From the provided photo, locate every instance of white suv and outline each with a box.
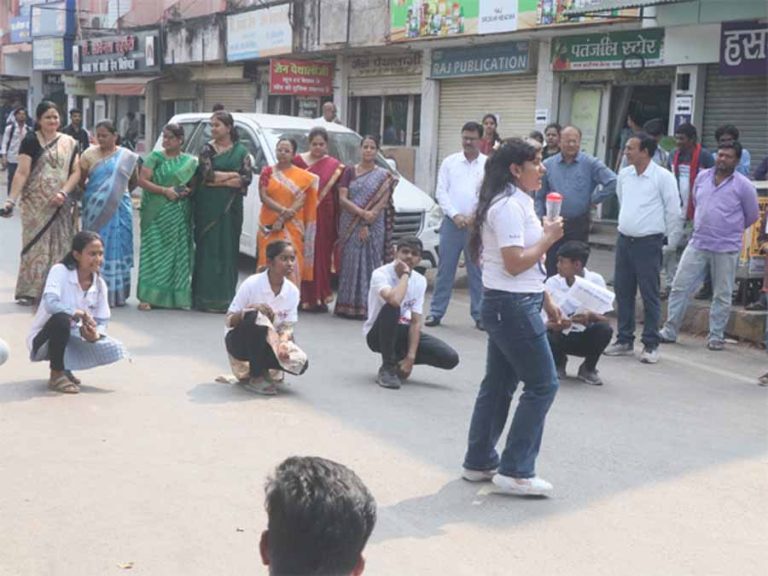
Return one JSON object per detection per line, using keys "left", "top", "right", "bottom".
{"left": 157, "top": 113, "right": 441, "bottom": 270}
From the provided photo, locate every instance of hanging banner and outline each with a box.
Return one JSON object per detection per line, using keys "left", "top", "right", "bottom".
{"left": 551, "top": 28, "right": 665, "bottom": 71}
{"left": 720, "top": 21, "right": 768, "bottom": 77}
{"left": 269, "top": 59, "right": 334, "bottom": 96}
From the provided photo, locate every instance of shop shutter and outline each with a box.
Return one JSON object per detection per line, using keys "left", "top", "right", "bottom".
{"left": 437, "top": 75, "right": 537, "bottom": 164}
{"left": 159, "top": 82, "right": 195, "bottom": 101}
{"left": 349, "top": 74, "right": 422, "bottom": 97}
{"left": 203, "top": 82, "right": 257, "bottom": 113}
{"left": 702, "top": 64, "right": 767, "bottom": 175}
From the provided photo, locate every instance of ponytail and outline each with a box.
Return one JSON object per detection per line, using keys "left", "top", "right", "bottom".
{"left": 61, "top": 231, "right": 103, "bottom": 270}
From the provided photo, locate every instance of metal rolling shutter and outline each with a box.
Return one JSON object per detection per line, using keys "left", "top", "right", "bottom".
{"left": 203, "top": 82, "right": 257, "bottom": 113}
{"left": 349, "top": 75, "right": 421, "bottom": 96}
{"left": 437, "top": 75, "right": 537, "bottom": 164}
{"left": 702, "top": 64, "right": 767, "bottom": 174}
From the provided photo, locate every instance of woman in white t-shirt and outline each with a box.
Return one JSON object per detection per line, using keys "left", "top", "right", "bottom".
{"left": 225, "top": 241, "right": 306, "bottom": 395}
{"left": 28, "top": 231, "right": 127, "bottom": 393}
{"left": 462, "top": 138, "right": 565, "bottom": 497}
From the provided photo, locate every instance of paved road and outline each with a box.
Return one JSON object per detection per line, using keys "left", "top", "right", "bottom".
{"left": 0, "top": 211, "right": 766, "bottom": 576}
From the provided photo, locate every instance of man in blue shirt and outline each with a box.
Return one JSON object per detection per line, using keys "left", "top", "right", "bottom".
{"left": 536, "top": 125, "right": 617, "bottom": 276}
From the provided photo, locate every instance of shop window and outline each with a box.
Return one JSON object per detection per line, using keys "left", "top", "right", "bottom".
{"left": 350, "top": 95, "right": 421, "bottom": 147}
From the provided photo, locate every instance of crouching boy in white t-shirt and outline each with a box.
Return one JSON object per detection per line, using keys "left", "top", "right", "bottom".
{"left": 363, "top": 236, "right": 459, "bottom": 390}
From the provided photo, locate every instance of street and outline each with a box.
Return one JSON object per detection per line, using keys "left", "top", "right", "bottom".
{"left": 0, "top": 211, "right": 766, "bottom": 576}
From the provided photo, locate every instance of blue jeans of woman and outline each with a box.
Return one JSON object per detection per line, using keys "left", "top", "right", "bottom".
{"left": 463, "top": 290, "right": 559, "bottom": 478}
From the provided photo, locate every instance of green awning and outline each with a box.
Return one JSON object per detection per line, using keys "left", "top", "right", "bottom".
{"left": 564, "top": 0, "right": 693, "bottom": 17}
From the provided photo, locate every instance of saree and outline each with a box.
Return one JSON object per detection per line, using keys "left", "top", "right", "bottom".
{"left": 293, "top": 154, "right": 344, "bottom": 309}
{"left": 81, "top": 146, "right": 139, "bottom": 307}
{"left": 257, "top": 165, "right": 319, "bottom": 286}
{"left": 15, "top": 134, "right": 79, "bottom": 301}
{"left": 137, "top": 151, "right": 198, "bottom": 308}
{"left": 192, "top": 142, "right": 252, "bottom": 312}
{"left": 334, "top": 166, "right": 395, "bottom": 319}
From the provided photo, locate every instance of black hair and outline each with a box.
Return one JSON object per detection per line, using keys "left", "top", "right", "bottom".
{"left": 396, "top": 236, "right": 423, "bottom": 253}
{"left": 556, "top": 240, "right": 591, "bottom": 267}
{"left": 69, "top": 108, "right": 82, "bottom": 115}
{"left": 264, "top": 456, "right": 377, "bottom": 576}
{"left": 266, "top": 240, "right": 293, "bottom": 261}
{"left": 469, "top": 138, "right": 538, "bottom": 263}
{"left": 211, "top": 110, "right": 239, "bottom": 142}
{"left": 308, "top": 126, "right": 329, "bottom": 144}
{"left": 674, "top": 122, "right": 698, "bottom": 141}
{"left": 35, "top": 100, "right": 59, "bottom": 121}
{"left": 481, "top": 114, "right": 501, "bottom": 143}
{"left": 717, "top": 140, "right": 743, "bottom": 160}
{"left": 14, "top": 107, "right": 27, "bottom": 116}
{"left": 528, "top": 130, "right": 545, "bottom": 145}
{"left": 544, "top": 122, "right": 562, "bottom": 134}
{"left": 95, "top": 119, "right": 117, "bottom": 134}
{"left": 361, "top": 134, "right": 380, "bottom": 148}
{"left": 277, "top": 137, "right": 298, "bottom": 154}
{"left": 61, "top": 231, "right": 103, "bottom": 270}
{"left": 212, "top": 103, "right": 225, "bottom": 112}
{"left": 163, "top": 122, "right": 185, "bottom": 142}
{"left": 715, "top": 124, "right": 740, "bottom": 142}
{"left": 642, "top": 118, "right": 665, "bottom": 138}
{"left": 462, "top": 121, "right": 483, "bottom": 139}
{"left": 631, "top": 132, "right": 658, "bottom": 159}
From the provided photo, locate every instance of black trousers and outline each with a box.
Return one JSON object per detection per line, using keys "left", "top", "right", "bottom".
{"left": 225, "top": 312, "right": 282, "bottom": 377}
{"left": 366, "top": 304, "right": 459, "bottom": 370}
{"left": 32, "top": 312, "right": 71, "bottom": 371}
{"left": 547, "top": 321, "right": 613, "bottom": 371}
{"left": 545, "top": 213, "right": 591, "bottom": 277}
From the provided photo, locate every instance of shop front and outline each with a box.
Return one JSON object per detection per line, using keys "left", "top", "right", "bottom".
{"left": 432, "top": 41, "right": 537, "bottom": 163}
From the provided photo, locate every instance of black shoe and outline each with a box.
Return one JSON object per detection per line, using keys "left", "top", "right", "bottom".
{"left": 475, "top": 319, "right": 485, "bottom": 331}
{"left": 376, "top": 367, "right": 401, "bottom": 390}
{"left": 424, "top": 315, "right": 441, "bottom": 327}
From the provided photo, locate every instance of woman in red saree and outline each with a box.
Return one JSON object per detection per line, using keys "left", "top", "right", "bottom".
{"left": 257, "top": 138, "right": 318, "bottom": 287}
{"left": 293, "top": 127, "right": 344, "bottom": 311}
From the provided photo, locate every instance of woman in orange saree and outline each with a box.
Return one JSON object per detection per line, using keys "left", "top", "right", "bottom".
{"left": 257, "top": 137, "right": 318, "bottom": 287}
{"left": 292, "top": 127, "right": 344, "bottom": 311}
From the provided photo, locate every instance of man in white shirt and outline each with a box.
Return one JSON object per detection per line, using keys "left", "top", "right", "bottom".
{"left": 605, "top": 133, "right": 682, "bottom": 364}
{"left": 364, "top": 237, "right": 459, "bottom": 390}
{"left": 315, "top": 102, "right": 342, "bottom": 125}
{"left": 425, "top": 121, "right": 486, "bottom": 330}
{"left": 544, "top": 241, "right": 613, "bottom": 386}
{"left": 0, "top": 107, "right": 28, "bottom": 196}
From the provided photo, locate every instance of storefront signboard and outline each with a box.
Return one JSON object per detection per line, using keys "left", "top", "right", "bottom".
{"left": 431, "top": 42, "right": 530, "bottom": 79}
{"left": 720, "top": 21, "right": 768, "bottom": 77}
{"left": 227, "top": 5, "right": 292, "bottom": 62}
{"left": 551, "top": 28, "right": 664, "bottom": 71}
{"left": 10, "top": 17, "right": 31, "bottom": 44}
{"left": 33, "top": 36, "right": 70, "bottom": 71}
{"left": 75, "top": 30, "right": 161, "bottom": 75}
{"left": 31, "top": 0, "right": 76, "bottom": 38}
{"left": 269, "top": 59, "right": 334, "bottom": 96}
{"left": 389, "top": 0, "right": 639, "bottom": 42}
{"left": 349, "top": 53, "right": 422, "bottom": 77}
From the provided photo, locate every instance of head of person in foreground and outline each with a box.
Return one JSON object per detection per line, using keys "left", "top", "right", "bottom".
{"left": 260, "top": 456, "right": 377, "bottom": 576}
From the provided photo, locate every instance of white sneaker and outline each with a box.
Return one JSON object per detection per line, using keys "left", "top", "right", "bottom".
{"left": 462, "top": 468, "right": 497, "bottom": 482}
{"left": 640, "top": 347, "right": 659, "bottom": 364}
{"left": 491, "top": 474, "right": 553, "bottom": 497}
{"left": 603, "top": 342, "right": 634, "bottom": 356}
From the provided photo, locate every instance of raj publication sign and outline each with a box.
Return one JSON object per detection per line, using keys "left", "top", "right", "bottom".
{"left": 551, "top": 29, "right": 664, "bottom": 71}
{"left": 720, "top": 20, "right": 768, "bottom": 76}
{"left": 269, "top": 59, "right": 334, "bottom": 96}
{"left": 76, "top": 30, "right": 161, "bottom": 75}
{"left": 227, "top": 5, "right": 292, "bottom": 62}
{"left": 431, "top": 42, "right": 530, "bottom": 79}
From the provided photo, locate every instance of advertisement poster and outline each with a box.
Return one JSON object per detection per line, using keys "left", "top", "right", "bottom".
{"left": 390, "top": 0, "right": 639, "bottom": 42}
{"left": 551, "top": 29, "right": 665, "bottom": 71}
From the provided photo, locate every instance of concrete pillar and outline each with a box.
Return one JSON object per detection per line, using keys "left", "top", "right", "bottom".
{"left": 334, "top": 54, "right": 348, "bottom": 123}
{"left": 28, "top": 71, "right": 44, "bottom": 112}
{"left": 144, "top": 81, "right": 158, "bottom": 149}
{"left": 417, "top": 47, "right": 439, "bottom": 196}
{"left": 534, "top": 40, "right": 557, "bottom": 128}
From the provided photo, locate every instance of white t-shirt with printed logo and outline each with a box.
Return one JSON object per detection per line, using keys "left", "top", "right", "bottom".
{"left": 481, "top": 187, "right": 546, "bottom": 293}
{"left": 227, "top": 271, "right": 299, "bottom": 331}
{"left": 363, "top": 262, "right": 427, "bottom": 336}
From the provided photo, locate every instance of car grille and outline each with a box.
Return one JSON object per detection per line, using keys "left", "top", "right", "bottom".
{"left": 392, "top": 211, "right": 423, "bottom": 239}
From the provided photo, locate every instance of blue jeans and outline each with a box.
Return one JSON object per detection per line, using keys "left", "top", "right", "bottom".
{"left": 463, "top": 291, "right": 559, "bottom": 478}
{"left": 614, "top": 233, "right": 664, "bottom": 349}
{"left": 662, "top": 245, "right": 739, "bottom": 342}
{"left": 430, "top": 217, "right": 482, "bottom": 321}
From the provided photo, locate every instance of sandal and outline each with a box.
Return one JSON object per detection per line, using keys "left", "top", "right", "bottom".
{"left": 64, "top": 370, "right": 81, "bottom": 385}
{"left": 48, "top": 374, "right": 79, "bottom": 394}
{"left": 138, "top": 302, "right": 152, "bottom": 311}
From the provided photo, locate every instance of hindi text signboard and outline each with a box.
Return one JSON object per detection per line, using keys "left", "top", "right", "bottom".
{"left": 551, "top": 29, "right": 664, "bottom": 71}
{"left": 227, "top": 5, "right": 292, "bottom": 62}
{"left": 269, "top": 59, "right": 334, "bottom": 96}
{"left": 720, "top": 21, "right": 768, "bottom": 76}
{"left": 76, "top": 30, "right": 161, "bottom": 76}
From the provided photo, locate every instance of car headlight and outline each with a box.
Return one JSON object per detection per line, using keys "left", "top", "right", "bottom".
{"left": 426, "top": 204, "right": 443, "bottom": 229}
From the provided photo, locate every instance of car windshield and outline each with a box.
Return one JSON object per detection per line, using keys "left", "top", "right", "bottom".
{"left": 261, "top": 128, "right": 394, "bottom": 173}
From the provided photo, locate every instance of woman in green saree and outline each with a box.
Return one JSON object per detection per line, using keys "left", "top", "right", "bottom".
{"left": 192, "top": 111, "right": 253, "bottom": 312}
{"left": 136, "top": 123, "right": 198, "bottom": 310}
